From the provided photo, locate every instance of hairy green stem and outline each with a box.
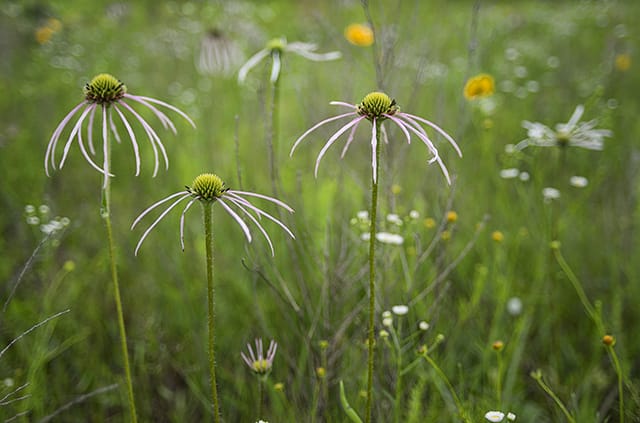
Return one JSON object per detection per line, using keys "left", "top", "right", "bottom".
{"left": 365, "top": 120, "right": 382, "bottom": 423}
{"left": 258, "top": 377, "right": 264, "bottom": 420}
{"left": 101, "top": 109, "right": 137, "bottom": 423}
{"left": 203, "top": 202, "right": 221, "bottom": 422}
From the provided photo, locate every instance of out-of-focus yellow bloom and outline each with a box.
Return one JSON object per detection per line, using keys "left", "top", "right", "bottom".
{"left": 391, "top": 184, "right": 402, "bottom": 195}
{"left": 424, "top": 217, "right": 436, "bottom": 229}
{"left": 274, "top": 382, "right": 285, "bottom": 391}
{"left": 344, "top": 23, "right": 374, "bottom": 46}
{"left": 441, "top": 230, "right": 451, "bottom": 241}
{"left": 446, "top": 211, "right": 458, "bottom": 223}
{"left": 491, "top": 231, "right": 504, "bottom": 243}
{"left": 463, "top": 73, "right": 495, "bottom": 100}
{"left": 614, "top": 54, "right": 631, "bottom": 72}
{"left": 35, "top": 18, "right": 62, "bottom": 44}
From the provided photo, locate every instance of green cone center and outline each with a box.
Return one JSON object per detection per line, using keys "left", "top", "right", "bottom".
{"left": 357, "top": 91, "right": 398, "bottom": 120}
{"left": 84, "top": 73, "right": 127, "bottom": 104}
{"left": 188, "top": 173, "right": 228, "bottom": 201}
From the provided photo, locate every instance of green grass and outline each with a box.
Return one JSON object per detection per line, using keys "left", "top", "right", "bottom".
{"left": 1, "top": 0, "right": 639, "bottom": 421}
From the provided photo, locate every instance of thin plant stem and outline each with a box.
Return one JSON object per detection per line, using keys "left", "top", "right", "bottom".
{"left": 101, "top": 108, "right": 137, "bottom": 423}
{"left": 605, "top": 345, "right": 625, "bottom": 423}
{"left": 531, "top": 370, "right": 576, "bottom": 423}
{"left": 552, "top": 246, "right": 605, "bottom": 335}
{"left": 392, "top": 326, "right": 403, "bottom": 423}
{"left": 340, "top": 381, "right": 364, "bottom": 423}
{"left": 257, "top": 378, "right": 264, "bottom": 421}
{"left": 365, "top": 119, "right": 382, "bottom": 423}
{"left": 203, "top": 201, "right": 221, "bottom": 422}
{"left": 420, "top": 352, "right": 470, "bottom": 423}
{"left": 496, "top": 349, "right": 503, "bottom": 406}
{"left": 267, "top": 58, "right": 281, "bottom": 196}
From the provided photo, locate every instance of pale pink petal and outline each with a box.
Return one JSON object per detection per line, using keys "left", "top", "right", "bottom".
{"left": 290, "top": 112, "right": 357, "bottom": 156}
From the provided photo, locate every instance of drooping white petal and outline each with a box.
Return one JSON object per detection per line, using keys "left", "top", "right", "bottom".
{"left": 124, "top": 94, "right": 196, "bottom": 129}
{"left": 314, "top": 116, "right": 366, "bottom": 177}
{"left": 133, "top": 192, "right": 192, "bottom": 255}
{"left": 270, "top": 50, "right": 281, "bottom": 83}
{"left": 45, "top": 101, "right": 88, "bottom": 175}
{"left": 238, "top": 48, "right": 270, "bottom": 83}
{"left": 217, "top": 198, "right": 253, "bottom": 243}
{"left": 290, "top": 111, "right": 357, "bottom": 156}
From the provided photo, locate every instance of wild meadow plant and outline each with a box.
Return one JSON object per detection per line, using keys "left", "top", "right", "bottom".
{"left": 238, "top": 37, "right": 341, "bottom": 193}
{"left": 291, "top": 91, "right": 461, "bottom": 421}
{"left": 241, "top": 338, "right": 278, "bottom": 421}
{"left": 45, "top": 73, "right": 195, "bottom": 422}
{"left": 511, "top": 104, "right": 625, "bottom": 421}
{"left": 132, "top": 173, "right": 294, "bottom": 421}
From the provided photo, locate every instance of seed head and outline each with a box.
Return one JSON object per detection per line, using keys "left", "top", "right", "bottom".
{"left": 187, "top": 173, "right": 228, "bottom": 201}
{"left": 357, "top": 92, "right": 399, "bottom": 120}
{"left": 83, "top": 73, "right": 127, "bottom": 104}
{"left": 602, "top": 335, "right": 616, "bottom": 346}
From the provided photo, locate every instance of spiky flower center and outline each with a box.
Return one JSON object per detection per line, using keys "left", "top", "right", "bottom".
{"left": 84, "top": 73, "right": 127, "bottom": 104}
{"left": 267, "top": 37, "right": 286, "bottom": 53}
{"left": 187, "top": 173, "right": 228, "bottom": 201}
{"left": 250, "top": 358, "right": 272, "bottom": 374}
{"left": 357, "top": 91, "right": 399, "bottom": 120}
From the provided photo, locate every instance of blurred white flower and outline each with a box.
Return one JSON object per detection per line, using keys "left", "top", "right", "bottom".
{"left": 518, "top": 171, "right": 530, "bottom": 181}
{"left": 542, "top": 187, "right": 561, "bottom": 202}
{"left": 569, "top": 175, "right": 588, "bottom": 188}
{"left": 517, "top": 105, "right": 612, "bottom": 151}
{"left": 418, "top": 321, "right": 430, "bottom": 331}
{"left": 485, "top": 411, "right": 505, "bottom": 422}
{"left": 362, "top": 232, "right": 404, "bottom": 245}
{"left": 507, "top": 297, "right": 523, "bottom": 316}
{"left": 499, "top": 168, "right": 519, "bottom": 179}
{"left": 386, "top": 213, "right": 403, "bottom": 225}
{"left": 238, "top": 37, "right": 341, "bottom": 83}
{"left": 357, "top": 210, "right": 369, "bottom": 220}
{"left": 391, "top": 305, "right": 409, "bottom": 316}
{"left": 382, "top": 317, "right": 393, "bottom": 327}
{"left": 506, "top": 412, "right": 517, "bottom": 421}
{"left": 409, "top": 210, "right": 420, "bottom": 219}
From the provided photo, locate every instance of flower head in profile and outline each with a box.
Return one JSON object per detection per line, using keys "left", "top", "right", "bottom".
{"left": 344, "top": 23, "right": 374, "bottom": 46}
{"left": 516, "top": 105, "right": 612, "bottom": 151}
{"left": 131, "top": 173, "right": 294, "bottom": 256}
{"left": 197, "top": 28, "right": 243, "bottom": 77}
{"left": 46, "top": 73, "right": 195, "bottom": 186}
{"left": 290, "top": 91, "right": 461, "bottom": 183}
{"left": 241, "top": 339, "right": 277, "bottom": 376}
{"left": 238, "top": 37, "right": 341, "bottom": 83}
{"left": 463, "top": 73, "right": 495, "bottom": 100}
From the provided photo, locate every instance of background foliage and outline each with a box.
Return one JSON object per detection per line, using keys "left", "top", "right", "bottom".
{"left": 1, "top": 0, "right": 639, "bottom": 421}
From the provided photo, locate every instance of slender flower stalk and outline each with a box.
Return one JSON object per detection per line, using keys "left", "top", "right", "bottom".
{"left": 290, "top": 92, "right": 460, "bottom": 422}
{"left": 239, "top": 37, "right": 341, "bottom": 194}
{"left": 46, "top": 73, "right": 195, "bottom": 187}
{"left": 45, "top": 74, "right": 195, "bottom": 421}
{"left": 132, "top": 174, "right": 294, "bottom": 421}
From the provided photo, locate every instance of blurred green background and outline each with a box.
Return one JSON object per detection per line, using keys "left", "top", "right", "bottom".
{"left": 1, "top": 0, "right": 639, "bottom": 421}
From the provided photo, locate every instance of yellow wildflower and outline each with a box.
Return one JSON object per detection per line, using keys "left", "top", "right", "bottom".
{"left": 614, "top": 54, "right": 631, "bottom": 72}
{"left": 446, "top": 211, "right": 458, "bottom": 223}
{"left": 344, "top": 23, "right": 374, "bottom": 47}
{"left": 491, "top": 231, "right": 504, "bottom": 242}
{"left": 463, "top": 73, "right": 495, "bottom": 100}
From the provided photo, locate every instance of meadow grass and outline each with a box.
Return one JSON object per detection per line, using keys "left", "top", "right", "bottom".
{"left": 1, "top": 0, "right": 639, "bottom": 421}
